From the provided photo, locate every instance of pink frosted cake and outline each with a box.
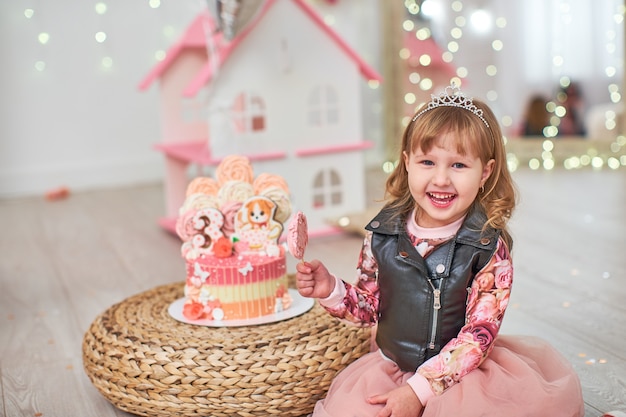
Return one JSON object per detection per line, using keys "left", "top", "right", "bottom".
{"left": 175, "top": 156, "right": 293, "bottom": 321}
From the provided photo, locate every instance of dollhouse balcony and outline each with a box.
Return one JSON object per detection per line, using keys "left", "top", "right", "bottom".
{"left": 154, "top": 139, "right": 288, "bottom": 166}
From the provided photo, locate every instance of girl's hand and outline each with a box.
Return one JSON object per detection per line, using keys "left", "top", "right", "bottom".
{"left": 368, "top": 385, "right": 424, "bottom": 417}
{"left": 295, "top": 259, "right": 334, "bottom": 299}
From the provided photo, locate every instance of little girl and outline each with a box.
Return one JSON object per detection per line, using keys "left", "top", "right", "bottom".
{"left": 296, "top": 84, "right": 585, "bottom": 417}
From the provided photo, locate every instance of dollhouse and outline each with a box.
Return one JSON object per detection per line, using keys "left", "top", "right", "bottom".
{"left": 139, "top": 0, "right": 382, "bottom": 236}
{"left": 402, "top": 31, "right": 457, "bottom": 118}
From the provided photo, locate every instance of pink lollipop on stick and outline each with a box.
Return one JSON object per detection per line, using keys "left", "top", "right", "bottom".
{"left": 287, "top": 211, "right": 308, "bottom": 261}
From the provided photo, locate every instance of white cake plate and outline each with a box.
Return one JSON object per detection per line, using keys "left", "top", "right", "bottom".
{"left": 168, "top": 288, "right": 315, "bottom": 327}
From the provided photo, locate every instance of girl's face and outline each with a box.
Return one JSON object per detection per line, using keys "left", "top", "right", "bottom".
{"left": 403, "top": 131, "right": 494, "bottom": 228}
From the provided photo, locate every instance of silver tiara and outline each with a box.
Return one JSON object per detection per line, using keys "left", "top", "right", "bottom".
{"left": 412, "top": 83, "right": 489, "bottom": 127}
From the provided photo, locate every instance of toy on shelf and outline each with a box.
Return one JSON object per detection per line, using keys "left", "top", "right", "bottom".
{"left": 138, "top": 0, "right": 382, "bottom": 237}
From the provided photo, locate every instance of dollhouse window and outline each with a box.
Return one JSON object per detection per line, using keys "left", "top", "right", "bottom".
{"left": 312, "top": 168, "right": 343, "bottom": 209}
{"left": 231, "top": 92, "right": 266, "bottom": 133}
{"left": 307, "top": 85, "right": 339, "bottom": 126}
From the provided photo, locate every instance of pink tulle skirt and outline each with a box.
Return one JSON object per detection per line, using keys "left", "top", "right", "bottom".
{"left": 313, "top": 335, "right": 585, "bottom": 417}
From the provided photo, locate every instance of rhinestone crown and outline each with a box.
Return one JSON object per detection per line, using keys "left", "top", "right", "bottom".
{"left": 412, "top": 83, "right": 489, "bottom": 128}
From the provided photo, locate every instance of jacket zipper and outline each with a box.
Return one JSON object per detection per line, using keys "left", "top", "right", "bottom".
{"left": 427, "top": 279, "right": 441, "bottom": 350}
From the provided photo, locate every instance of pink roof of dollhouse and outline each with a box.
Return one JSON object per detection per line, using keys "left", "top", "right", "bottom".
{"left": 138, "top": 14, "right": 216, "bottom": 91}
{"left": 138, "top": 0, "right": 382, "bottom": 95}
{"left": 403, "top": 32, "right": 456, "bottom": 77}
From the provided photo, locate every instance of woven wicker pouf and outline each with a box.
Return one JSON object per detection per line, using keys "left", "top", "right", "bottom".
{"left": 82, "top": 282, "right": 371, "bottom": 417}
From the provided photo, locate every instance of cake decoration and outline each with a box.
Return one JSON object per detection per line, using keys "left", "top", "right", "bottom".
{"left": 175, "top": 155, "right": 294, "bottom": 322}
{"left": 186, "top": 176, "right": 220, "bottom": 196}
{"left": 287, "top": 211, "right": 308, "bottom": 261}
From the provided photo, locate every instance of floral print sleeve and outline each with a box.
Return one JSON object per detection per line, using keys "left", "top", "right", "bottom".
{"left": 322, "top": 231, "right": 380, "bottom": 326}
{"left": 416, "top": 237, "right": 513, "bottom": 395}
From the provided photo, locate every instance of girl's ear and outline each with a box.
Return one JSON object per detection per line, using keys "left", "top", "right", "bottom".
{"left": 402, "top": 151, "right": 409, "bottom": 171}
{"left": 482, "top": 159, "right": 496, "bottom": 185}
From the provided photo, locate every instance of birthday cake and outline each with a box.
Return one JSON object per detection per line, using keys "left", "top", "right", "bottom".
{"left": 175, "top": 155, "right": 292, "bottom": 321}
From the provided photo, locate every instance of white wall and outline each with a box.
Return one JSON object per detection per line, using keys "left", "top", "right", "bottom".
{"left": 0, "top": 1, "right": 202, "bottom": 198}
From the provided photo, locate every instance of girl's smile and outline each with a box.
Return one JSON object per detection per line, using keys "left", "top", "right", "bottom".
{"left": 427, "top": 192, "right": 457, "bottom": 208}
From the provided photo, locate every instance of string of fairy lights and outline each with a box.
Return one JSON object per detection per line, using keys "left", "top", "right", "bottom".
{"left": 397, "top": 0, "right": 626, "bottom": 172}
{"left": 24, "top": 1, "right": 175, "bottom": 73}
{"left": 20, "top": 0, "right": 626, "bottom": 171}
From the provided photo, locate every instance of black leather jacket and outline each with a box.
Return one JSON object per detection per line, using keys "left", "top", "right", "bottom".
{"left": 364, "top": 204, "right": 501, "bottom": 372}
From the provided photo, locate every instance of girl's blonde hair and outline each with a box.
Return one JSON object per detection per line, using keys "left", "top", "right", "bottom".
{"left": 385, "top": 98, "right": 517, "bottom": 249}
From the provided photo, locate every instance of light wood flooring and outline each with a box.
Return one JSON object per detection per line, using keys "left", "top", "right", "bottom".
{"left": 0, "top": 167, "right": 624, "bottom": 416}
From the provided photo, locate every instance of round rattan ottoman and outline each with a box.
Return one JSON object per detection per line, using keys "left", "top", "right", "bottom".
{"left": 82, "top": 282, "right": 371, "bottom": 417}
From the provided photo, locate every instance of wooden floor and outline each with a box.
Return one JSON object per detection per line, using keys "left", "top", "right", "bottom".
{"left": 0, "top": 167, "right": 624, "bottom": 416}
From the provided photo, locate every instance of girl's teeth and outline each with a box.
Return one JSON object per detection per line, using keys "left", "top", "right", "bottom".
{"left": 430, "top": 193, "right": 453, "bottom": 199}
